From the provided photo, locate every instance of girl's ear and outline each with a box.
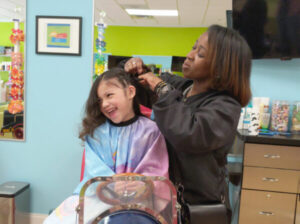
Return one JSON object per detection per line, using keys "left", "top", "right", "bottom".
{"left": 127, "top": 85, "right": 136, "bottom": 99}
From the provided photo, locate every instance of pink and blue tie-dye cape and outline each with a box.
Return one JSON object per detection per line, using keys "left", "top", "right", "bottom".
{"left": 44, "top": 116, "right": 169, "bottom": 224}
{"left": 74, "top": 115, "right": 168, "bottom": 193}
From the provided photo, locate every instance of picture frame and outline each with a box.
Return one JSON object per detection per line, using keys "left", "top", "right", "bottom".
{"left": 36, "top": 16, "right": 82, "bottom": 56}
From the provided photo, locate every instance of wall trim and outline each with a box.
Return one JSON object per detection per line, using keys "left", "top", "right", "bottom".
{"left": 16, "top": 212, "right": 48, "bottom": 224}
{"left": 29, "top": 213, "right": 48, "bottom": 224}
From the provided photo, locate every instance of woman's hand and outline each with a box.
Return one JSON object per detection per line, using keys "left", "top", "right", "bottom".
{"left": 138, "top": 72, "right": 162, "bottom": 91}
{"left": 124, "top": 57, "right": 162, "bottom": 91}
{"left": 124, "top": 57, "right": 145, "bottom": 75}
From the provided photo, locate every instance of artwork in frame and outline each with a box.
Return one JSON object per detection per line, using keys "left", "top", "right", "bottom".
{"left": 36, "top": 16, "right": 82, "bottom": 56}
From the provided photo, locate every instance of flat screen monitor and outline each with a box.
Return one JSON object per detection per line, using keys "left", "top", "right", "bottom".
{"left": 232, "top": 0, "right": 300, "bottom": 59}
{"left": 108, "top": 55, "right": 131, "bottom": 69}
{"left": 171, "top": 56, "right": 186, "bottom": 72}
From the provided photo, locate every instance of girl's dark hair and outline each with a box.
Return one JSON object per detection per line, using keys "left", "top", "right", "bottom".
{"left": 206, "top": 24, "right": 252, "bottom": 107}
{"left": 79, "top": 68, "right": 154, "bottom": 140}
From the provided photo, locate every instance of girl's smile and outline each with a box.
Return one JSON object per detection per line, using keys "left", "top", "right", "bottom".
{"left": 97, "top": 78, "right": 136, "bottom": 124}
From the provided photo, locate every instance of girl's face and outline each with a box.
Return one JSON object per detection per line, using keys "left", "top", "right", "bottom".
{"left": 182, "top": 32, "right": 210, "bottom": 80}
{"left": 97, "top": 78, "right": 136, "bottom": 124}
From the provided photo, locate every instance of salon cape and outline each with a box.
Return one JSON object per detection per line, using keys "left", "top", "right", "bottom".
{"left": 44, "top": 116, "right": 169, "bottom": 224}
{"left": 74, "top": 115, "right": 169, "bottom": 193}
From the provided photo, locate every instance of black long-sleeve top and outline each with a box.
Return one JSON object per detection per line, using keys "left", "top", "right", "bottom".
{"left": 154, "top": 73, "right": 241, "bottom": 206}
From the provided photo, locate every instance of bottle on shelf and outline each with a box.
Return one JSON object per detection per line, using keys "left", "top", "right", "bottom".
{"left": 291, "top": 101, "right": 300, "bottom": 134}
{"left": 270, "top": 100, "right": 290, "bottom": 132}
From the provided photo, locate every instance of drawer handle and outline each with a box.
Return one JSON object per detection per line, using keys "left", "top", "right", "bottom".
{"left": 259, "top": 211, "right": 274, "bottom": 216}
{"left": 262, "top": 177, "right": 279, "bottom": 182}
{"left": 263, "top": 154, "right": 280, "bottom": 159}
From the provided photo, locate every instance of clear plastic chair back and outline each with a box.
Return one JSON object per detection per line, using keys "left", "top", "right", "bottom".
{"left": 76, "top": 176, "right": 178, "bottom": 224}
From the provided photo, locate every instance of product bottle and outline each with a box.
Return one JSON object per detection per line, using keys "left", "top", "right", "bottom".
{"left": 291, "top": 101, "right": 300, "bottom": 133}
{"left": 0, "top": 80, "right": 3, "bottom": 103}
{"left": 237, "top": 108, "right": 245, "bottom": 130}
{"left": 249, "top": 107, "right": 260, "bottom": 135}
{"left": 0, "top": 80, "right": 6, "bottom": 103}
{"left": 243, "top": 104, "right": 252, "bottom": 130}
{"left": 270, "top": 100, "right": 290, "bottom": 132}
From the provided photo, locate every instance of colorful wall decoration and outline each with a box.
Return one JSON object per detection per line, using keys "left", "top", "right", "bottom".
{"left": 93, "top": 11, "right": 107, "bottom": 81}
{"left": 0, "top": 20, "right": 25, "bottom": 140}
{"left": 47, "top": 23, "right": 70, "bottom": 48}
{"left": 36, "top": 16, "right": 82, "bottom": 55}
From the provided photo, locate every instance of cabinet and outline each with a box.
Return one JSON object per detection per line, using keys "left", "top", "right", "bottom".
{"left": 296, "top": 194, "right": 300, "bottom": 224}
{"left": 239, "top": 143, "right": 300, "bottom": 224}
{"left": 0, "top": 181, "right": 30, "bottom": 224}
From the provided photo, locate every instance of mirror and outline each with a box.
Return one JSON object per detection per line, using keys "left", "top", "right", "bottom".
{"left": 92, "top": 0, "right": 231, "bottom": 79}
{"left": 0, "top": 0, "right": 26, "bottom": 141}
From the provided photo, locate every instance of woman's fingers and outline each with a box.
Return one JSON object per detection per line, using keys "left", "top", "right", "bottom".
{"left": 139, "top": 79, "right": 147, "bottom": 86}
{"left": 125, "top": 58, "right": 144, "bottom": 74}
{"left": 125, "top": 60, "right": 134, "bottom": 73}
{"left": 135, "top": 60, "right": 144, "bottom": 74}
{"left": 138, "top": 73, "right": 162, "bottom": 91}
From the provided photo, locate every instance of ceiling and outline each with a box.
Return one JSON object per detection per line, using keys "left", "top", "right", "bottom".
{"left": 94, "top": 0, "right": 232, "bottom": 27}
{"left": 0, "top": 0, "right": 25, "bottom": 21}
{"left": 0, "top": 0, "right": 231, "bottom": 26}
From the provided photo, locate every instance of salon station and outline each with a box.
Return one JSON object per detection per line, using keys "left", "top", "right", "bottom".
{"left": 0, "top": 0, "right": 300, "bottom": 223}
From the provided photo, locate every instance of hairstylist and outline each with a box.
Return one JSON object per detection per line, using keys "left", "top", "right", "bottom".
{"left": 123, "top": 24, "right": 252, "bottom": 223}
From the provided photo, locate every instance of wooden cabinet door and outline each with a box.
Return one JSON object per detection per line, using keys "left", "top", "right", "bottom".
{"left": 244, "top": 143, "right": 300, "bottom": 170}
{"left": 296, "top": 194, "right": 300, "bottom": 224}
{"left": 0, "top": 197, "right": 13, "bottom": 224}
{"left": 242, "top": 166, "right": 300, "bottom": 193}
{"left": 239, "top": 190, "right": 296, "bottom": 224}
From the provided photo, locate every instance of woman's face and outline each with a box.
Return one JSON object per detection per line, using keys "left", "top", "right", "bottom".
{"left": 182, "top": 32, "right": 210, "bottom": 80}
{"left": 97, "top": 78, "right": 136, "bottom": 123}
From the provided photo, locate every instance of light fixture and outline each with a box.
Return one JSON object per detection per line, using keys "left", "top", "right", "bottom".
{"left": 125, "top": 9, "right": 178, "bottom": 17}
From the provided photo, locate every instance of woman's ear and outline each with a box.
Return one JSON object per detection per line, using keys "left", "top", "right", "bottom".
{"left": 127, "top": 85, "right": 136, "bottom": 99}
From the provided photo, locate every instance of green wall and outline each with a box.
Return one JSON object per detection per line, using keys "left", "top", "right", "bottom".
{"left": 95, "top": 26, "right": 207, "bottom": 57}
{"left": 0, "top": 22, "right": 25, "bottom": 83}
{"left": 0, "top": 22, "right": 25, "bottom": 52}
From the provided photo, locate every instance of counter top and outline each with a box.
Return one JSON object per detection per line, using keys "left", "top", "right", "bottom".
{"left": 0, "top": 181, "right": 29, "bottom": 198}
{"left": 237, "top": 129, "right": 300, "bottom": 147}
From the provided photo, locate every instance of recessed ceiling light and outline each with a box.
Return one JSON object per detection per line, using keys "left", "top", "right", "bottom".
{"left": 125, "top": 9, "right": 178, "bottom": 17}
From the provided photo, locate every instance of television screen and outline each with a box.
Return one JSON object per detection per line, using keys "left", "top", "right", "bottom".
{"left": 232, "top": 0, "right": 300, "bottom": 59}
{"left": 171, "top": 56, "right": 186, "bottom": 72}
{"left": 108, "top": 55, "right": 131, "bottom": 69}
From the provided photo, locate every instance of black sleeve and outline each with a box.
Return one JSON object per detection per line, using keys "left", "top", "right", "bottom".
{"left": 160, "top": 72, "right": 192, "bottom": 90}
{"left": 153, "top": 92, "right": 241, "bottom": 154}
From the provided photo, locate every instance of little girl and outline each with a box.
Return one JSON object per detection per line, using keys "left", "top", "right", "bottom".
{"left": 44, "top": 68, "right": 169, "bottom": 223}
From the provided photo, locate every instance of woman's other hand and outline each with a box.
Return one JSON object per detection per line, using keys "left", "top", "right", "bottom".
{"left": 125, "top": 57, "right": 144, "bottom": 74}
{"left": 138, "top": 72, "right": 162, "bottom": 91}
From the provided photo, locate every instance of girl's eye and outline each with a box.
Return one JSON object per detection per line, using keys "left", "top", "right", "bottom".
{"left": 107, "top": 93, "right": 113, "bottom": 98}
{"left": 198, "top": 50, "right": 205, "bottom": 58}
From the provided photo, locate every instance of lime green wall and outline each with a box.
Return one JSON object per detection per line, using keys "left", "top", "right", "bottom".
{"left": 94, "top": 26, "right": 207, "bottom": 57}
{"left": 0, "top": 23, "right": 14, "bottom": 46}
{"left": 0, "top": 22, "right": 25, "bottom": 85}
{"left": 0, "top": 22, "right": 25, "bottom": 52}
{"left": 0, "top": 55, "right": 10, "bottom": 82}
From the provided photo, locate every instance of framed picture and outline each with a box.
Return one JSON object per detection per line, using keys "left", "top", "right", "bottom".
{"left": 36, "top": 16, "right": 82, "bottom": 56}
